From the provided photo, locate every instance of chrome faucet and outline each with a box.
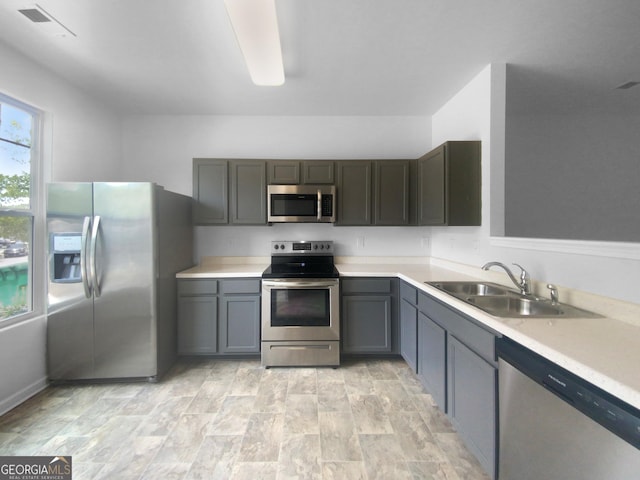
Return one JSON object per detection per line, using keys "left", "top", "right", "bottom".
{"left": 482, "top": 261, "right": 531, "bottom": 295}
{"left": 547, "top": 284, "right": 559, "bottom": 305}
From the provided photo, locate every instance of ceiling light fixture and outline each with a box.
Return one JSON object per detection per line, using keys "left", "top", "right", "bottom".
{"left": 224, "top": 0, "right": 285, "bottom": 86}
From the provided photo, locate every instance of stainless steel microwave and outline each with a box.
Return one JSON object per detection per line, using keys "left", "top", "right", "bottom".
{"left": 267, "top": 184, "right": 336, "bottom": 223}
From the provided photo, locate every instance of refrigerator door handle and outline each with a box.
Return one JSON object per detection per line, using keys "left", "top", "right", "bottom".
{"left": 81, "top": 216, "right": 93, "bottom": 298}
{"left": 90, "top": 215, "right": 102, "bottom": 298}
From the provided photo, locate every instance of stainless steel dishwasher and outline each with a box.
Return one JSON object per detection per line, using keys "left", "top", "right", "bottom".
{"left": 496, "top": 337, "right": 640, "bottom": 480}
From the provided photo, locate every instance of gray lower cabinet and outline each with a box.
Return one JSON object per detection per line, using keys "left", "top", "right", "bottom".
{"left": 178, "top": 278, "right": 260, "bottom": 355}
{"left": 399, "top": 281, "right": 418, "bottom": 372}
{"left": 447, "top": 336, "right": 497, "bottom": 479}
{"left": 415, "top": 290, "right": 498, "bottom": 479}
{"left": 178, "top": 295, "right": 218, "bottom": 354}
{"left": 341, "top": 278, "right": 398, "bottom": 354}
{"left": 178, "top": 279, "right": 219, "bottom": 354}
{"left": 417, "top": 311, "right": 446, "bottom": 409}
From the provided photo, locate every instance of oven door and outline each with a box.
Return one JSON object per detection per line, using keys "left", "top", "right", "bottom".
{"left": 261, "top": 279, "right": 340, "bottom": 341}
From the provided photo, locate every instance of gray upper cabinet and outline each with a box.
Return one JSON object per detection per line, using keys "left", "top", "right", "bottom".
{"left": 267, "top": 160, "right": 334, "bottom": 185}
{"left": 230, "top": 160, "right": 267, "bottom": 224}
{"left": 418, "top": 141, "right": 481, "bottom": 226}
{"left": 337, "top": 160, "right": 414, "bottom": 226}
{"left": 302, "top": 161, "right": 334, "bottom": 184}
{"left": 336, "top": 161, "right": 373, "bottom": 225}
{"left": 374, "top": 160, "right": 412, "bottom": 225}
{"left": 268, "top": 160, "right": 300, "bottom": 184}
{"left": 193, "top": 159, "right": 228, "bottom": 225}
{"left": 193, "top": 158, "right": 267, "bottom": 225}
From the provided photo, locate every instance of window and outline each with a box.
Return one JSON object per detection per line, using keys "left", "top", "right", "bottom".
{"left": 0, "top": 94, "right": 41, "bottom": 322}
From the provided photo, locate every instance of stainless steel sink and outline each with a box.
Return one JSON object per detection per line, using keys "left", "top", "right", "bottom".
{"left": 466, "top": 295, "right": 562, "bottom": 316}
{"left": 427, "top": 281, "right": 601, "bottom": 318}
{"left": 428, "top": 281, "right": 514, "bottom": 296}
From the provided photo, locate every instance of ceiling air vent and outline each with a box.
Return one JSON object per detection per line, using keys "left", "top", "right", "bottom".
{"left": 19, "top": 8, "right": 51, "bottom": 23}
{"left": 615, "top": 81, "right": 640, "bottom": 90}
{"left": 17, "top": 4, "right": 76, "bottom": 37}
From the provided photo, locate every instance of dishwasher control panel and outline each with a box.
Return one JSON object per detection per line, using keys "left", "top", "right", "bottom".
{"left": 497, "top": 337, "right": 640, "bottom": 449}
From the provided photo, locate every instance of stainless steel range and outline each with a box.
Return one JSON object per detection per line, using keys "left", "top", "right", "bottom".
{"left": 261, "top": 240, "right": 340, "bottom": 367}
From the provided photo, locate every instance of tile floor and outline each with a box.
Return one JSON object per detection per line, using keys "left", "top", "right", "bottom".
{"left": 0, "top": 357, "right": 490, "bottom": 480}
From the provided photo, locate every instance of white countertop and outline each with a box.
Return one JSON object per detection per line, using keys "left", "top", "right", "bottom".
{"left": 177, "top": 257, "right": 640, "bottom": 410}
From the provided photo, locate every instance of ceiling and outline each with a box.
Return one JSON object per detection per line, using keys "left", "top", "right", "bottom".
{"left": 0, "top": 0, "right": 639, "bottom": 116}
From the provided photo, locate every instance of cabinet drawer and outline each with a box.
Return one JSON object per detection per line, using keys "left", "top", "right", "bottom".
{"left": 342, "top": 278, "right": 392, "bottom": 294}
{"left": 418, "top": 292, "right": 496, "bottom": 364}
{"left": 178, "top": 279, "right": 218, "bottom": 296}
{"left": 220, "top": 279, "right": 261, "bottom": 294}
{"left": 400, "top": 281, "right": 418, "bottom": 304}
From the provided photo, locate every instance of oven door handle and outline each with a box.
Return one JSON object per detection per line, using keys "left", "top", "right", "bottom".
{"left": 262, "top": 279, "right": 338, "bottom": 288}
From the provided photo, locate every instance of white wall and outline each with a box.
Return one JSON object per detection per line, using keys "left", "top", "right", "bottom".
{"left": 0, "top": 39, "right": 123, "bottom": 414}
{"left": 430, "top": 64, "right": 640, "bottom": 304}
{"left": 121, "top": 115, "right": 433, "bottom": 260}
{"left": 1, "top": 41, "right": 122, "bottom": 182}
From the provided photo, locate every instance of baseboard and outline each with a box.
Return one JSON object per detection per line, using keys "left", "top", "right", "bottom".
{"left": 0, "top": 376, "right": 48, "bottom": 416}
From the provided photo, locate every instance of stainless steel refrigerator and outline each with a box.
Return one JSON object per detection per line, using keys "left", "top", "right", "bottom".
{"left": 46, "top": 182, "right": 193, "bottom": 381}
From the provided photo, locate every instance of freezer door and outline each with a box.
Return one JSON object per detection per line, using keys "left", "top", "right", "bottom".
{"left": 47, "top": 182, "right": 95, "bottom": 380}
{"left": 92, "top": 183, "right": 157, "bottom": 378}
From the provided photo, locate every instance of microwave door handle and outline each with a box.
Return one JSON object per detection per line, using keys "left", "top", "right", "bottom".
{"left": 317, "top": 189, "right": 322, "bottom": 221}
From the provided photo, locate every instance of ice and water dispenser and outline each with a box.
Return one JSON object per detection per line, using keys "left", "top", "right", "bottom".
{"left": 50, "top": 233, "right": 82, "bottom": 283}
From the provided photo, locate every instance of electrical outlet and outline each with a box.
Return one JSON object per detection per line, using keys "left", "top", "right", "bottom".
{"left": 421, "top": 237, "right": 431, "bottom": 249}
{"left": 356, "top": 236, "right": 365, "bottom": 249}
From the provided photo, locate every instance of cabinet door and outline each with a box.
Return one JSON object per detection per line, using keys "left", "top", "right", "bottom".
{"left": 336, "top": 161, "right": 372, "bottom": 225}
{"left": 230, "top": 160, "right": 267, "bottom": 224}
{"left": 447, "top": 141, "right": 481, "bottom": 226}
{"left": 447, "top": 336, "right": 497, "bottom": 479}
{"left": 417, "top": 312, "right": 446, "bottom": 409}
{"left": 342, "top": 295, "right": 392, "bottom": 353}
{"left": 374, "top": 160, "right": 411, "bottom": 225}
{"left": 302, "top": 161, "right": 334, "bottom": 184}
{"left": 400, "top": 298, "right": 418, "bottom": 372}
{"left": 268, "top": 160, "right": 300, "bottom": 184}
{"left": 178, "top": 296, "right": 218, "bottom": 354}
{"left": 193, "top": 159, "right": 228, "bottom": 225}
{"left": 219, "top": 295, "right": 261, "bottom": 354}
{"left": 418, "top": 145, "right": 446, "bottom": 225}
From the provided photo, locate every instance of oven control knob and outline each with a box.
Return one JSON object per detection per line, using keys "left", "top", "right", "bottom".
{"left": 280, "top": 244, "right": 285, "bottom": 250}
{"left": 274, "top": 244, "right": 279, "bottom": 250}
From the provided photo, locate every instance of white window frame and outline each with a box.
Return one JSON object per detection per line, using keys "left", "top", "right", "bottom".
{"left": 0, "top": 92, "right": 45, "bottom": 327}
